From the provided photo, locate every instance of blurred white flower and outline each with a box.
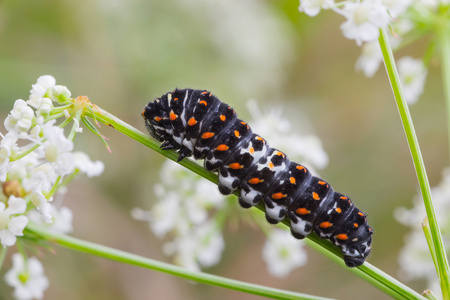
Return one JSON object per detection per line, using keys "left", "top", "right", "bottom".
{"left": 132, "top": 188, "right": 181, "bottom": 238}
{"left": 298, "top": 0, "right": 334, "bottom": 17}
{"left": 5, "top": 253, "right": 49, "bottom": 300}
{"left": 164, "top": 222, "right": 225, "bottom": 271}
{"left": 42, "top": 126, "right": 74, "bottom": 176}
{"left": 355, "top": 41, "right": 383, "bottom": 77}
{"left": 0, "top": 132, "right": 19, "bottom": 182}
{"left": 337, "top": 0, "right": 390, "bottom": 46}
{"left": 51, "top": 85, "right": 72, "bottom": 104}
{"left": 397, "top": 56, "right": 427, "bottom": 105}
{"left": 28, "top": 75, "right": 56, "bottom": 108}
{"left": 28, "top": 206, "right": 73, "bottom": 234}
{"left": 73, "top": 152, "right": 105, "bottom": 177}
{"left": 262, "top": 229, "right": 307, "bottom": 277}
{"left": 395, "top": 168, "right": 450, "bottom": 292}
{"left": 247, "top": 100, "right": 329, "bottom": 169}
{"left": 0, "top": 196, "right": 28, "bottom": 247}
{"left": 383, "top": 0, "right": 413, "bottom": 18}
{"left": 35, "top": 98, "right": 53, "bottom": 117}
{"left": 4, "top": 100, "right": 35, "bottom": 136}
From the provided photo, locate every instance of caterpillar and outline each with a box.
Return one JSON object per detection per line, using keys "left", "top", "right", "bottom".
{"left": 142, "top": 88, "right": 373, "bottom": 267}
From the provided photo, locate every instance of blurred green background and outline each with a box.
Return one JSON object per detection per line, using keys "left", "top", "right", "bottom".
{"left": 0, "top": 0, "right": 446, "bottom": 299}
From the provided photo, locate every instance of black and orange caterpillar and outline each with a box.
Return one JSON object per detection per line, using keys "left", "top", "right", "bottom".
{"left": 142, "top": 88, "right": 373, "bottom": 267}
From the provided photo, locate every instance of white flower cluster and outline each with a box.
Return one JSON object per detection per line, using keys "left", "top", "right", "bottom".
{"left": 299, "top": 0, "right": 440, "bottom": 105}
{"left": 132, "top": 159, "right": 225, "bottom": 271}
{"left": 395, "top": 168, "right": 450, "bottom": 294}
{"left": 134, "top": 101, "right": 328, "bottom": 277}
{"left": 1, "top": 75, "right": 105, "bottom": 300}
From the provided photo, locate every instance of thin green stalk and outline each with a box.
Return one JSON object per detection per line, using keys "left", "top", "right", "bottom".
{"left": 24, "top": 224, "right": 333, "bottom": 300}
{"left": 84, "top": 106, "right": 427, "bottom": 300}
{"left": 0, "top": 247, "right": 7, "bottom": 271}
{"left": 439, "top": 23, "right": 450, "bottom": 164}
{"left": 378, "top": 27, "right": 450, "bottom": 299}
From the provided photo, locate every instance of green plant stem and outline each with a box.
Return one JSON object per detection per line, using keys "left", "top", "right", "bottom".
{"left": 0, "top": 246, "right": 6, "bottom": 271}
{"left": 378, "top": 27, "right": 450, "bottom": 300}
{"left": 24, "top": 224, "right": 332, "bottom": 300}
{"left": 439, "top": 23, "right": 450, "bottom": 164}
{"left": 84, "top": 105, "right": 427, "bottom": 300}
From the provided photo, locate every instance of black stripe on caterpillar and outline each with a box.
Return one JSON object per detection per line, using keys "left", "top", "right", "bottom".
{"left": 142, "top": 88, "right": 373, "bottom": 267}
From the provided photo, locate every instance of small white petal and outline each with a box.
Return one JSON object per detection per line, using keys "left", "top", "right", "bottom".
{"left": 0, "top": 229, "right": 17, "bottom": 247}
{"left": 6, "top": 196, "right": 27, "bottom": 215}
{"left": 7, "top": 216, "right": 29, "bottom": 236}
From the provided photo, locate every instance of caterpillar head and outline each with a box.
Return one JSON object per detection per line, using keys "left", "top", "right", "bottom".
{"left": 142, "top": 99, "right": 169, "bottom": 142}
{"left": 340, "top": 227, "right": 373, "bottom": 268}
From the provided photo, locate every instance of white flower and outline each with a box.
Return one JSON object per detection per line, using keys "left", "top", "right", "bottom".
{"left": 397, "top": 56, "right": 427, "bottom": 105}
{"left": 42, "top": 126, "right": 74, "bottom": 176}
{"left": 29, "top": 191, "right": 53, "bottom": 224}
{"left": 0, "top": 196, "right": 28, "bottom": 247}
{"left": 383, "top": 0, "right": 413, "bottom": 18}
{"left": 0, "top": 132, "right": 19, "bottom": 181}
{"left": 247, "top": 100, "right": 329, "bottom": 169}
{"left": 132, "top": 187, "right": 181, "bottom": 238}
{"left": 4, "top": 253, "right": 49, "bottom": 300}
{"left": 73, "top": 152, "right": 104, "bottom": 177}
{"left": 28, "top": 206, "right": 73, "bottom": 234}
{"left": 51, "top": 85, "right": 72, "bottom": 103}
{"left": 262, "top": 229, "right": 307, "bottom": 277}
{"left": 36, "top": 98, "right": 53, "bottom": 117}
{"left": 395, "top": 168, "right": 450, "bottom": 291}
{"left": 163, "top": 222, "right": 225, "bottom": 270}
{"left": 355, "top": 41, "right": 383, "bottom": 77}
{"left": 194, "top": 222, "right": 225, "bottom": 268}
{"left": 28, "top": 75, "right": 56, "bottom": 109}
{"left": 4, "top": 100, "right": 35, "bottom": 136}
{"left": 337, "top": 0, "right": 390, "bottom": 46}
{"left": 298, "top": 0, "right": 334, "bottom": 17}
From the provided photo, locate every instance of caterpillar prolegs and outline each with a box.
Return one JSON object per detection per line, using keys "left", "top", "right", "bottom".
{"left": 142, "top": 88, "right": 373, "bottom": 267}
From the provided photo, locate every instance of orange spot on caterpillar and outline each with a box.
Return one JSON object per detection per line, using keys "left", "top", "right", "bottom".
{"left": 336, "top": 234, "right": 348, "bottom": 240}
{"left": 335, "top": 207, "right": 342, "bottom": 213}
{"left": 201, "top": 91, "right": 208, "bottom": 95}
{"left": 216, "top": 144, "right": 229, "bottom": 151}
{"left": 202, "top": 132, "right": 215, "bottom": 139}
{"left": 141, "top": 109, "right": 145, "bottom": 117}
{"left": 368, "top": 228, "right": 373, "bottom": 232}
{"left": 228, "top": 162, "right": 243, "bottom": 170}
{"left": 358, "top": 212, "right": 364, "bottom": 217}
{"left": 296, "top": 208, "right": 310, "bottom": 215}
{"left": 249, "top": 147, "right": 254, "bottom": 154}
{"left": 234, "top": 130, "right": 240, "bottom": 137}
{"left": 354, "top": 223, "right": 359, "bottom": 228}
{"left": 340, "top": 196, "right": 348, "bottom": 200}
{"left": 188, "top": 117, "right": 197, "bottom": 126}
{"left": 220, "top": 114, "right": 226, "bottom": 121}
{"left": 275, "top": 151, "right": 285, "bottom": 157}
{"left": 241, "top": 121, "right": 247, "bottom": 125}
{"left": 174, "top": 98, "right": 179, "bottom": 101}
{"left": 319, "top": 222, "right": 333, "bottom": 229}
{"left": 169, "top": 111, "right": 177, "bottom": 121}
{"left": 248, "top": 178, "right": 263, "bottom": 184}
{"left": 199, "top": 100, "right": 208, "bottom": 106}
{"left": 268, "top": 162, "right": 274, "bottom": 169}
{"left": 318, "top": 181, "right": 326, "bottom": 185}
{"left": 312, "top": 192, "right": 320, "bottom": 200}
{"left": 290, "top": 177, "right": 296, "bottom": 184}
{"left": 255, "top": 136, "right": 263, "bottom": 141}
{"left": 296, "top": 165, "right": 306, "bottom": 172}
{"left": 154, "top": 116, "right": 162, "bottom": 122}
{"left": 271, "top": 192, "right": 287, "bottom": 200}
